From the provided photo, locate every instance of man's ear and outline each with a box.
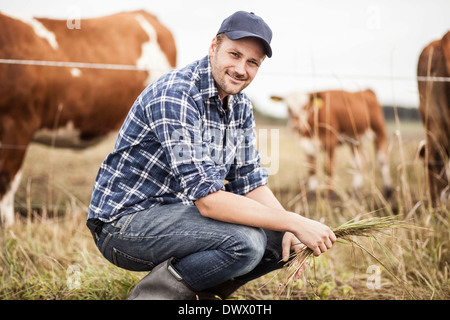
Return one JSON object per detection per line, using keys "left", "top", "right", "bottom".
{"left": 209, "top": 37, "right": 218, "bottom": 57}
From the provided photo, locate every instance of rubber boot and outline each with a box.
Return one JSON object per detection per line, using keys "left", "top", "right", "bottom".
{"left": 127, "top": 257, "right": 198, "bottom": 300}
{"left": 198, "top": 279, "right": 246, "bottom": 300}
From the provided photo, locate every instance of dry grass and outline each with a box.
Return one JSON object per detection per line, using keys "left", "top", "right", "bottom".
{"left": 0, "top": 118, "right": 448, "bottom": 300}
{"left": 278, "top": 215, "right": 425, "bottom": 298}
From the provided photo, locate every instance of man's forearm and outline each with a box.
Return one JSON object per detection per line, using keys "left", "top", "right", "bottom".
{"left": 245, "top": 185, "right": 284, "bottom": 211}
{"left": 194, "top": 188, "right": 297, "bottom": 233}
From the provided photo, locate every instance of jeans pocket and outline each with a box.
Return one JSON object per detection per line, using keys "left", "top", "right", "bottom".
{"left": 111, "top": 212, "right": 136, "bottom": 231}
{"left": 112, "top": 247, "right": 155, "bottom": 272}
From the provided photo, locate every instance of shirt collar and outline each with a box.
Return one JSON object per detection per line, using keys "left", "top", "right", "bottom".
{"left": 199, "top": 55, "right": 219, "bottom": 102}
{"left": 199, "top": 55, "right": 239, "bottom": 116}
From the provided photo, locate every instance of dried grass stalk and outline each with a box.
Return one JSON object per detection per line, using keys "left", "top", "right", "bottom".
{"left": 278, "top": 215, "right": 421, "bottom": 296}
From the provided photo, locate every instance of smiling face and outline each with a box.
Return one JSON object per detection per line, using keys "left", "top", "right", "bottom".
{"left": 209, "top": 34, "right": 265, "bottom": 101}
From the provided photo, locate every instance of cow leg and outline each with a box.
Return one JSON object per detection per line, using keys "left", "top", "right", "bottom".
{"left": 426, "top": 103, "right": 449, "bottom": 205}
{"left": 0, "top": 146, "right": 27, "bottom": 227}
{"left": 371, "top": 124, "right": 393, "bottom": 198}
{"left": 443, "top": 159, "right": 450, "bottom": 204}
{"left": 0, "top": 147, "right": 27, "bottom": 226}
{"left": 0, "top": 170, "right": 23, "bottom": 227}
{"left": 306, "top": 154, "right": 318, "bottom": 190}
{"left": 321, "top": 131, "right": 338, "bottom": 190}
{"left": 418, "top": 111, "right": 448, "bottom": 206}
{"left": 348, "top": 144, "right": 364, "bottom": 190}
{"left": 323, "top": 145, "right": 335, "bottom": 189}
{"left": 376, "top": 149, "right": 393, "bottom": 198}
{"left": 299, "top": 138, "right": 318, "bottom": 190}
{"left": 427, "top": 145, "right": 449, "bottom": 206}
{"left": 426, "top": 152, "right": 439, "bottom": 205}
{"left": 0, "top": 116, "right": 35, "bottom": 227}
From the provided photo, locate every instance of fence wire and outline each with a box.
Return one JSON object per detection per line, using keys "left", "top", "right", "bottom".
{"left": 1, "top": 58, "right": 450, "bottom": 82}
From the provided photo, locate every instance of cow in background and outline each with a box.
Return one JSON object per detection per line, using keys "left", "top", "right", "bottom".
{"left": 0, "top": 10, "right": 177, "bottom": 226}
{"left": 417, "top": 31, "right": 450, "bottom": 206}
{"left": 271, "top": 89, "right": 392, "bottom": 197}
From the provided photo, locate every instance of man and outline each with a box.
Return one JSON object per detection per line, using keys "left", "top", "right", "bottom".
{"left": 87, "top": 11, "right": 336, "bottom": 300}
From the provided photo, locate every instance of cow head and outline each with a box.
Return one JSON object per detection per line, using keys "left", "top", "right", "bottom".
{"left": 271, "top": 91, "right": 321, "bottom": 135}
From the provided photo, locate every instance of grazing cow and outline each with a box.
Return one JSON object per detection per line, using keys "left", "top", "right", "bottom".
{"left": 0, "top": 10, "right": 177, "bottom": 226}
{"left": 271, "top": 89, "right": 392, "bottom": 196}
{"left": 417, "top": 31, "right": 450, "bottom": 206}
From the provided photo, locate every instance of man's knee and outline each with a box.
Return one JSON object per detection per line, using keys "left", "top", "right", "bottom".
{"left": 229, "top": 226, "right": 266, "bottom": 276}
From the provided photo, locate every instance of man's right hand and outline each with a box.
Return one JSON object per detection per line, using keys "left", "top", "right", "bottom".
{"left": 289, "top": 215, "right": 336, "bottom": 257}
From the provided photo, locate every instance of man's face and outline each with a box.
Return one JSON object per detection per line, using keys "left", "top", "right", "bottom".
{"left": 209, "top": 35, "right": 265, "bottom": 101}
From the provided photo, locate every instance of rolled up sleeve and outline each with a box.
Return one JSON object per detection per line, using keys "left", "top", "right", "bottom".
{"left": 225, "top": 164, "right": 268, "bottom": 195}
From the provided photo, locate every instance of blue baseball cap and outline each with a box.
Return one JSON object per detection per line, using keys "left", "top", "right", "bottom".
{"left": 217, "top": 11, "right": 273, "bottom": 58}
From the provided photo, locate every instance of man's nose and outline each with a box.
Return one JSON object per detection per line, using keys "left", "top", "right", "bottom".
{"left": 233, "top": 60, "right": 246, "bottom": 76}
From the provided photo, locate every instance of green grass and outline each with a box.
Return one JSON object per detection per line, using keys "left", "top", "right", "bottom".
{"left": 1, "top": 119, "right": 448, "bottom": 300}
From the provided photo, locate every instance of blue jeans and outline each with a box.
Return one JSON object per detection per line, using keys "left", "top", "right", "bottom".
{"left": 93, "top": 203, "right": 286, "bottom": 291}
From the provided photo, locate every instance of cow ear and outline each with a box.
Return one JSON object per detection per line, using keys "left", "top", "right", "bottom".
{"left": 270, "top": 95, "right": 284, "bottom": 102}
{"left": 417, "top": 140, "right": 426, "bottom": 158}
{"left": 310, "top": 93, "right": 324, "bottom": 109}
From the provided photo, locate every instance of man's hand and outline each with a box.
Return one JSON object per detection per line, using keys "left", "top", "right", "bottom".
{"left": 291, "top": 215, "right": 336, "bottom": 257}
{"left": 281, "top": 232, "right": 308, "bottom": 281}
{"left": 281, "top": 217, "right": 336, "bottom": 281}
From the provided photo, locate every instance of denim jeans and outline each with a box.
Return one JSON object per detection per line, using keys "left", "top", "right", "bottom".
{"left": 93, "top": 203, "right": 286, "bottom": 291}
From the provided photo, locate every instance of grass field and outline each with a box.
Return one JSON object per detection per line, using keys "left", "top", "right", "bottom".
{"left": 0, "top": 116, "right": 448, "bottom": 300}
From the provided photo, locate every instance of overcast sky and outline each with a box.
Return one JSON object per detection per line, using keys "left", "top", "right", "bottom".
{"left": 1, "top": 0, "right": 449, "bottom": 117}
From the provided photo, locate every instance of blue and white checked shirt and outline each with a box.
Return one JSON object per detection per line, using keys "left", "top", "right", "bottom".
{"left": 88, "top": 55, "right": 268, "bottom": 222}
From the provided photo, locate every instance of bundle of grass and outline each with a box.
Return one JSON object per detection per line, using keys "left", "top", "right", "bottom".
{"left": 279, "top": 215, "right": 422, "bottom": 297}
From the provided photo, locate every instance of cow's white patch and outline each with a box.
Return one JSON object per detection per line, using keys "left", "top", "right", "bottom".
{"left": 70, "top": 68, "right": 82, "bottom": 77}
{"left": 135, "top": 13, "right": 172, "bottom": 84}
{"left": 3, "top": 12, "right": 59, "bottom": 50}
{"left": 285, "top": 91, "right": 309, "bottom": 115}
{"left": 377, "top": 150, "right": 392, "bottom": 189}
{"left": 350, "top": 146, "right": 365, "bottom": 189}
{"left": 307, "top": 174, "right": 318, "bottom": 191}
{"left": 33, "top": 120, "right": 107, "bottom": 148}
{"left": 352, "top": 172, "right": 364, "bottom": 189}
{"left": 285, "top": 91, "right": 310, "bottom": 133}
{"left": 299, "top": 138, "right": 317, "bottom": 156}
{"left": 34, "top": 121, "right": 81, "bottom": 147}
{"left": 0, "top": 170, "right": 22, "bottom": 227}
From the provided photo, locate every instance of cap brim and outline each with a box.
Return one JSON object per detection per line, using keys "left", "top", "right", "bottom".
{"left": 224, "top": 31, "right": 272, "bottom": 58}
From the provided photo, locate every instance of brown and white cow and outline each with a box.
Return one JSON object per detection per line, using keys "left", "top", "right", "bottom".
{"left": 0, "top": 10, "right": 177, "bottom": 226}
{"left": 417, "top": 31, "right": 450, "bottom": 206}
{"left": 271, "top": 89, "right": 392, "bottom": 196}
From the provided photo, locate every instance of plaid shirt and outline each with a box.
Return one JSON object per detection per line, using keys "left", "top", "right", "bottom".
{"left": 88, "top": 55, "right": 268, "bottom": 222}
